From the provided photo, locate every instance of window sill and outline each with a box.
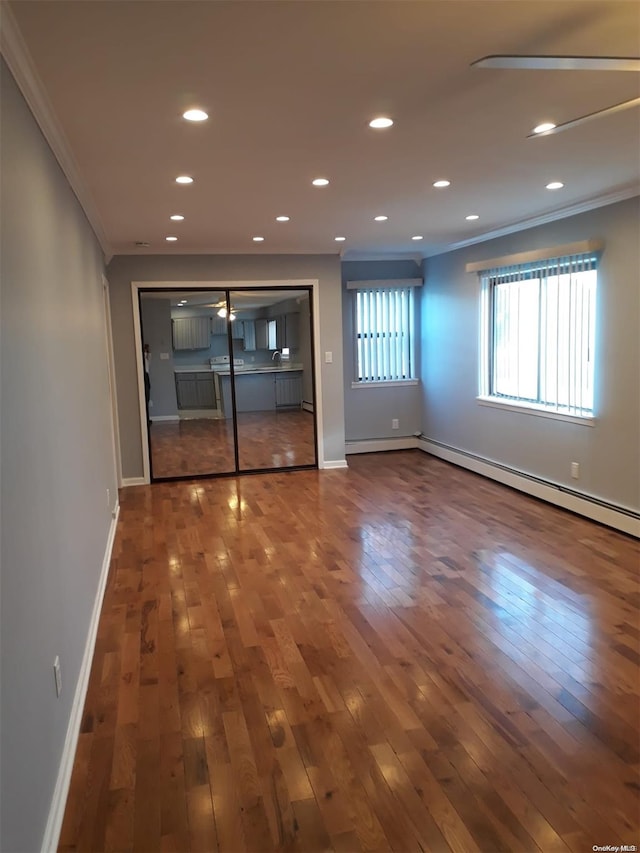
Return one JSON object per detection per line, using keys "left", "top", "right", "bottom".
{"left": 476, "top": 395, "right": 595, "bottom": 426}
{"left": 352, "top": 379, "right": 420, "bottom": 389}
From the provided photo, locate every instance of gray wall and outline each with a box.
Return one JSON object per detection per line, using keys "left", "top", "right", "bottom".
{"left": 140, "top": 296, "right": 178, "bottom": 417}
{"left": 1, "top": 61, "right": 117, "bottom": 852}
{"left": 421, "top": 197, "right": 640, "bottom": 512}
{"left": 170, "top": 300, "right": 297, "bottom": 368}
{"left": 342, "top": 260, "right": 422, "bottom": 441}
{"left": 107, "top": 254, "right": 344, "bottom": 477}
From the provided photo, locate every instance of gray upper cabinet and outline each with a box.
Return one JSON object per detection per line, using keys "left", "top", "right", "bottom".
{"left": 172, "top": 317, "right": 210, "bottom": 350}
{"left": 212, "top": 316, "right": 243, "bottom": 339}
{"left": 243, "top": 320, "right": 256, "bottom": 351}
{"left": 284, "top": 312, "right": 300, "bottom": 349}
{"left": 276, "top": 313, "right": 299, "bottom": 349}
{"left": 211, "top": 316, "right": 226, "bottom": 336}
{"left": 255, "top": 318, "right": 270, "bottom": 350}
{"left": 252, "top": 314, "right": 299, "bottom": 351}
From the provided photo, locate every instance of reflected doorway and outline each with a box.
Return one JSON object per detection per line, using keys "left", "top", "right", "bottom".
{"left": 139, "top": 286, "right": 317, "bottom": 481}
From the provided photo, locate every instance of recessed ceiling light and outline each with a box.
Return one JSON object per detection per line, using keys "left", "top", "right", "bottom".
{"left": 411, "top": 235, "right": 423, "bottom": 241}
{"left": 433, "top": 180, "right": 451, "bottom": 188}
{"left": 182, "top": 109, "right": 208, "bottom": 122}
{"left": 165, "top": 236, "right": 178, "bottom": 241}
{"left": 465, "top": 215, "right": 479, "bottom": 221}
{"left": 334, "top": 236, "right": 346, "bottom": 242}
{"left": 369, "top": 117, "right": 393, "bottom": 129}
{"left": 170, "top": 214, "right": 185, "bottom": 221}
{"left": 175, "top": 175, "right": 193, "bottom": 184}
{"left": 374, "top": 215, "right": 388, "bottom": 221}
{"left": 546, "top": 181, "right": 564, "bottom": 190}
{"left": 275, "top": 216, "right": 290, "bottom": 222}
{"left": 312, "top": 177, "right": 329, "bottom": 186}
{"left": 252, "top": 236, "right": 265, "bottom": 242}
{"left": 533, "top": 122, "right": 556, "bottom": 134}
{"left": 179, "top": 300, "right": 187, "bottom": 304}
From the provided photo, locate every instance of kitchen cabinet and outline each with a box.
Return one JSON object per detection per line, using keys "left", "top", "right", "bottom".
{"left": 175, "top": 372, "right": 216, "bottom": 409}
{"left": 172, "top": 317, "right": 210, "bottom": 350}
{"left": 275, "top": 371, "right": 302, "bottom": 407}
{"left": 243, "top": 320, "right": 256, "bottom": 351}
{"left": 212, "top": 316, "right": 243, "bottom": 339}
{"left": 284, "top": 312, "right": 300, "bottom": 349}
{"left": 218, "top": 369, "right": 302, "bottom": 416}
{"left": 211, "top": 316, "right": 226, "bottom": 336}
{"left": 255, "top": 318, "right": 270, "bottom": 350}
{"left": 275, "top": 313, "right": 300, "bottom": 350}
{"left": 196, "top": 373, "right": 216, "bottom": 407}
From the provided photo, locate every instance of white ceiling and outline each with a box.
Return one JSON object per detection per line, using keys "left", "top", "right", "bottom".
{"left": 6, "top": 0, "right": 640, "bottom": 259}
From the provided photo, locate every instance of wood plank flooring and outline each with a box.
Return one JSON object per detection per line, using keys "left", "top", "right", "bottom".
{"left": 59, "top": 451, "right": 640, "bottom": 852}
{"left": 149, "top": 410, "right": 316, "bottom": 479}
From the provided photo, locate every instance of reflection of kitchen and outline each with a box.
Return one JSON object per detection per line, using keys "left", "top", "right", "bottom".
{"left": 140, "top": 290, "right": 314, "bottom": 421}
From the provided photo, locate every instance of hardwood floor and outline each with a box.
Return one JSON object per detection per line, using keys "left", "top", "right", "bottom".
{"left": 59, "top": 451, "right": 640, "bottom": 852}
{"left": 149, "top": 410, "right": 316, "bottom": 479}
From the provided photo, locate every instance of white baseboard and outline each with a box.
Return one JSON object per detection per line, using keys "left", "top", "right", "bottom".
{"left": 418, "top": 437, "right": 640, "bottom": 538}
{"left": 346, "top": 436, "right": 419, "bottom": 455}
{"left": 321, "top": 459, "right": 349, "bottom": 470}
{"left": 41, "top": 503, "right": 121, "bottom": 852}
{"left": 122, "top": 476, "right": 147, "bottom": 487}
{"left": 178, "top": 409, "right": 222, "bottom": 419}
{"left": 302, "top": 401, "right": 314, "bottom": 413}
{"left": 149, "top": 415, "right": 180, "bottom": 422}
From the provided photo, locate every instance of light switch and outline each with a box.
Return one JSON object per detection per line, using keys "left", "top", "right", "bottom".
{"left": 160, "top": 352, "right": 170, "bottom": 360}
{"left": 325, "top": 351, "right": 333, "bottom": 363}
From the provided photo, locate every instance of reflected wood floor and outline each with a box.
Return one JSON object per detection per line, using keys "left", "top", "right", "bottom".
{"left": 59, "top": 451, "right": 640, "bottom": 852}
{"left": 150, "top": 410, "right": 316, "bottom": 479}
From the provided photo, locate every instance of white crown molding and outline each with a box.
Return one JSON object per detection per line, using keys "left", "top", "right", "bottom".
{"left": 425, "top": 184, "right": 640, "bottom": 259}
{"left": 114, "top": 247, "right": 342, "bottom": 256}
{"left": 0, "top": 4, "right": 112, "bottom": 259}
{"left": 341, "top": 251, "right": 423, "bottom": 264}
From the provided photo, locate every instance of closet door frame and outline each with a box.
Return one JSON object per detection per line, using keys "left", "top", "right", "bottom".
{"left": 132, "top": 279, "right": 322, "bottom": 484}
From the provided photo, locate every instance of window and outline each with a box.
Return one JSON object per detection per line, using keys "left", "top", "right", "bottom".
{"left": 480, "top": 252, "right": 597, "bottom": 418}
{"left": 350, "top": 283, "right": 418, "bottom": 384}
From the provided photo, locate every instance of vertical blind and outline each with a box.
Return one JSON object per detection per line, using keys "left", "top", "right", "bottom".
{"left": 354, "top": 286, "right": 415, "bottom": 382}
{"left": 480, "top": 252, "right": 597, "bottom": 416}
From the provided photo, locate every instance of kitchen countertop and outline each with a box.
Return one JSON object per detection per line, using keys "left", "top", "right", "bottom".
{"left": 174, "top": 364, "right": 303, "bottom": 375}
{"left": 174, "top": 365, "right": 216, "bottom": 373}
{"left": 214, "top": 365, "right": 303, "bottom": 377}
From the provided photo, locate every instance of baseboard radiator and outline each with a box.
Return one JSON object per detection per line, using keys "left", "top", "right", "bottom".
{"left": 418, "top": 435, "right": 639, "bottom": 538}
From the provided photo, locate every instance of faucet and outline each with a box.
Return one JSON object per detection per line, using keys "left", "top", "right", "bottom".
{"left": 272, "top": 350, "right": 282, "bottom": 364}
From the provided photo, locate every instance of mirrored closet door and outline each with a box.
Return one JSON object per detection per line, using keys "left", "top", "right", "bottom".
{"left": 139, "top": 286, "right": 317, "bottom": 481}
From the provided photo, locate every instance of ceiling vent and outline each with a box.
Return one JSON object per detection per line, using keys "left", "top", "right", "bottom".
{"left": 134, "top": 240, "right": 150, "bottom": 248}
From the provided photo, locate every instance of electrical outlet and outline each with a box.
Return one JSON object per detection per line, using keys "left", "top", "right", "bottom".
{"left": 325, "top": 351, "right": 333, "bottom": 363}
{"left": 392, "top": 418, "right": 399, "bottom": 430}
{"left": 53, "top": 656, "right": 62, "bottom": 697}
{"left": 571, "top": 462, "right": 580, "bottom": 479}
